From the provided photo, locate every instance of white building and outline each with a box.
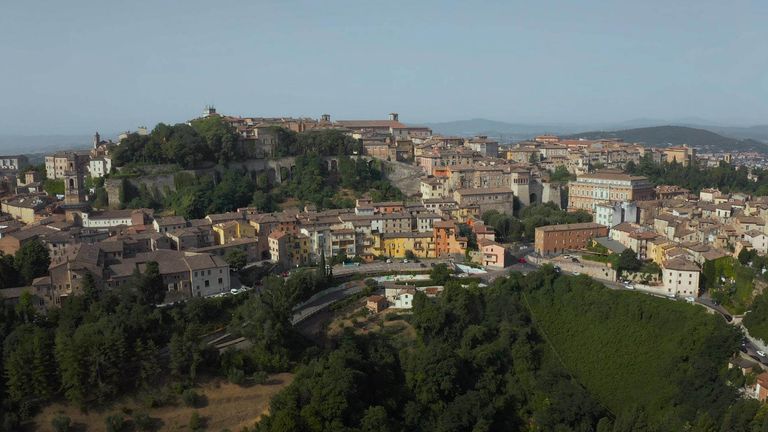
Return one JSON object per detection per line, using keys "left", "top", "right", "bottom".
{"left": 80, "top": 209, "right": 142, "bottom": 229}
{"left": 662, "top": 257, "right": 700, "bottom": 298}
{"left": 186, "top": 254, "right": 230, "bottom": 297}
{"left": 595, "top": 201, "right": 639, "bottom": 228}
{"left": 745, "top": 231, "right": 768, "bottom": 255}
{"left": 89, "top": 157, "right": 112, "bottom": 178}
{"left": 385, "top": 286, "right": 415, "bottom": 309}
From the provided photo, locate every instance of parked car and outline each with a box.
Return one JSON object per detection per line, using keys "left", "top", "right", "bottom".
{"left": 386, "top": 259, "right": 392, "bottom": 263}
{"left": 518, "top": 257, "right": 527, "bottom": 264}
{"left": 419, "top": 263, "right": 426, "bottom": 268}
{"left": 758, "top": 350, "right": 766, "bottom": 358}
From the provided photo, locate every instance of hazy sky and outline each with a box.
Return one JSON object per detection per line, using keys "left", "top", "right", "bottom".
{"left": 1, "top": 0, "right": 767, "bottom": 135}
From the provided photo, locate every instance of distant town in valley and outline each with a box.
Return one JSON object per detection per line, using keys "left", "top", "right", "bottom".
{"left": 4, "top": 106, "right": 768, "bottom": 431}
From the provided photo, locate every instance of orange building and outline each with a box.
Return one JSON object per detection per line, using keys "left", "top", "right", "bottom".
{"left": 433, "top": 220, "right": 468, "bottom": 257}
{"left": 534, "top": 222, "right": 609, "bottom": 255}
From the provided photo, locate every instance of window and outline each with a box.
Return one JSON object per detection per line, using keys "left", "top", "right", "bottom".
{"left": 205, "top": 280, "right": 210, "bottom": 287}
{"left": 218, "top": 278, "right": 223, "bottom": 284}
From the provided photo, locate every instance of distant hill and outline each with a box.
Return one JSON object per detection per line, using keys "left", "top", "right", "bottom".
{"left": 0, "top": 134, "right": 93, "bottom": 155}
{"left": 563, "top": 125, "right": 768, "bottom": 153}
{"left": 424, "top": 119, "right": 579, "bottom": 142}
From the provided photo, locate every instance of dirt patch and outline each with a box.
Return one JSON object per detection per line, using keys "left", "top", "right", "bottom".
{"left": 33, "top": 373, "right": 293, "bottom": 432}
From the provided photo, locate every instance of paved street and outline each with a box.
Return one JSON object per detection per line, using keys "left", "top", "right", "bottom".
{"left": 331, "top": 258, "right": 451, "bottom": 277}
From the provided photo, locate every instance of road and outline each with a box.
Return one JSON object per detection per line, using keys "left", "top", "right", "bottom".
{"left": 331, "top": 258, "right": 451, "bottom": 277}
{"left": 291, "top": 280, "right": 365, "bottom": 324}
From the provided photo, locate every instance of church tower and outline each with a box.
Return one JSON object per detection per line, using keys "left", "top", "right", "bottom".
{"left": 64, "top": 170, "right": 85, "bottom": 206}
{"left": 93, "top": 132, "right": 101, "bottom": 149}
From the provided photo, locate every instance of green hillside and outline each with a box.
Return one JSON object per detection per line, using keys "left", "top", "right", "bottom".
{"left": 524, "top": 272, "right": 742, "bottom": 430}
{"left": 566, "top": 125, "right": 768, "bottom": 152}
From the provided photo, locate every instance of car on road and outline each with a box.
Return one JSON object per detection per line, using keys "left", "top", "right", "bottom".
{"left": 573, "top": 272, "right": 581, "bottom": 276}
{"left": 419, "top": 263, "right": 426, "bottom": 268}
{"left": 402, "top": 259, "right": 409, "bottom": 263}
{"left": 758, "top": 351, "right": 767, "bottom": 358}
{"left": 685, "top": 296, "right": 695, "bottom": 303}
{"left": 386, "top": 259, "right": 392, "bottom": 263}
{"left": 571, "top": 257, "right": 579, "bottom": 263}
{"left": 625, "top": 283, "right": 635, "bottom": 290}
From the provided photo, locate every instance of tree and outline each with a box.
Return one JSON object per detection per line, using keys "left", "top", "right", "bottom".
{"left": 616, "top": 248, "right": 642, "bottom": 274}
{"left": 51, "top": 414, "right": 71, "bottom": 432}
{"left": 136, "top": 261, "right": 165, "bottom": 305}
{"left": 225, "top": 249, "right": 248, "bottom": 272}
{"left": 0, "top": 252, "right": 19, "bottom": 288}
{"left": 14, "top": 239, "right": 50, "bottom": 284}
{"left": 170, "top": 326, "right": 203, "bottom": 381}
{"left": 430, "top": 263, "right": 452, "bottom": 285}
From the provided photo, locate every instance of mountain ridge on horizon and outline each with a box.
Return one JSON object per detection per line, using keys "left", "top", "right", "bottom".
{"left": 424, "top": 118, "right": 768, "bottom": 144}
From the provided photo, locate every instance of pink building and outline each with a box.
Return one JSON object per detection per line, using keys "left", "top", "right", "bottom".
{"left": 478, "top": 238, "right": 506, "bottom": 268}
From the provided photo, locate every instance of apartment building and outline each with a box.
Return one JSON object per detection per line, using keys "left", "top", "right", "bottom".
{"left": 453, "top": 188, "right": 515, "bottom": 214}
{"left": 662, "top": 257, "right": 700, "bottom": 298}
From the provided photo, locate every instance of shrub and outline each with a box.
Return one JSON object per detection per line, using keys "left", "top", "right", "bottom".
{"left": 51, "top": 415, "right": 71, "bottom": 432}
{"left": 182, "top": 389, "right": 200, "bottom": 407}
{"left": 105, "top": 414, "right": 126, "bottom": 432}
{"left": 228, "top": 367, "right": 246, "bottom": 385}
{"left": 384, "top": 312, "right": 402, "bottom": 321}
{"left": 133, "top": 412, "right": 154, "bottom": 431}
{"left": 252, "top": 370, "right": 269, "bottom": 385}
{"left": 189, "top": 412, "right": 203, "bottom": 431}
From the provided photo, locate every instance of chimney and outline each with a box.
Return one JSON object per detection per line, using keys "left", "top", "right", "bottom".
{"left": 389, "top": 112, "right": 399, "bottom": 122}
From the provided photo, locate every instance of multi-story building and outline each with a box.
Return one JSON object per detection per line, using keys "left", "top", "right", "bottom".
{"left": 663, "top": 145, "right": 695, "bottom": 166}
{"left": 534, "top": 222, "right": 609, "bottom": 255}
{"left": 0, "top": 155, "right": 29, "bottom": 174}
{"left": 567, "top": 171, "right": 655, "bottom": 213}
{"left": 374, "top": 232, "right": 435, "bottom": 258}
{"left": 453, "top": 188, "right": 515, "bottom": 215}
{"left": 45, "top": 151, "right": 90, "bottom": 180}
{"left": 464, "top": 136, "right": 499, "bottom": 158}
{"left": 433, "top": 220, "right": 467, "bottom": 257}
{"left": 594, "top": 201, "right": 640, "bottom": 228}
{"left": 89, "top": 157, "right": 112, "bottom": 178}
{"left": 662, "top": 257, "right": 700, "bottom": 298}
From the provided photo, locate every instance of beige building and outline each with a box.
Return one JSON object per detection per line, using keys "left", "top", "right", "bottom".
{"left": 567, "top": 171, "right": 655, "bottom": 213}
{"left": 453, "top": 188, "right": 515, "bottom": 215}
{"left": 45, "top": 151, "right": 89, "bottom": 180}
{"left": 662, "top": 257, "right": 700, "bottom": 298}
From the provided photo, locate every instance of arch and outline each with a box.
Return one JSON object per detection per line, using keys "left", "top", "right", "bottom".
{"left": 68, "top": 178, "right": 75, "bottom": 189}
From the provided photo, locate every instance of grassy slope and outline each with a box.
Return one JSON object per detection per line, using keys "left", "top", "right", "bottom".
{"left": 33, "top": 374, "right": 293, "bottom": 432}
{"left": 525, "top": 277, "right": 737, "bottom": 423}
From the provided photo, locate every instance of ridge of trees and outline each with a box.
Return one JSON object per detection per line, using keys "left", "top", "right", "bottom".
{"left": 626, "top": 155, "right": 767, "bottom": 194}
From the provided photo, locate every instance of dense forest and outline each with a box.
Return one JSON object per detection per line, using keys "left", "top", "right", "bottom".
{"left": 481, "top": 203, "right": 592, "bottom": 242}
{"left": 0, "top": 265, "right": 333, "bottom": 431}
{"left": 626, "top": 155, "right": 767, "bottom": 194}
{"left": 2, "top": 263, "right": 762, "bottom": 431}
{"left": 254, "top": 267, "right": 759, "bottom": 432}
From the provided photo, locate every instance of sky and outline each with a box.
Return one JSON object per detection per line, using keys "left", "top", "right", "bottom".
{"left": 0, "top": 0, "right": 767, "bottom": 135}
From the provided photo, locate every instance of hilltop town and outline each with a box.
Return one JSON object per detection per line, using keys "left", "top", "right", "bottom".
{"left": 4, "top": 108, "right": 768, "bottom": 430}
{"left": 1, "top": 108, "right": 766, "bottom": 308}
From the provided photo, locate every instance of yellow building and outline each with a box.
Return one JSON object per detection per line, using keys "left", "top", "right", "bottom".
{"left": 213, "top": 220, "right": 256, "bottom": 245}
{"left": 374, "top": 232, "right": 436, "bottom": 258}
{"left": 648, "top": 238, "right": 676, "bottom": 265}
